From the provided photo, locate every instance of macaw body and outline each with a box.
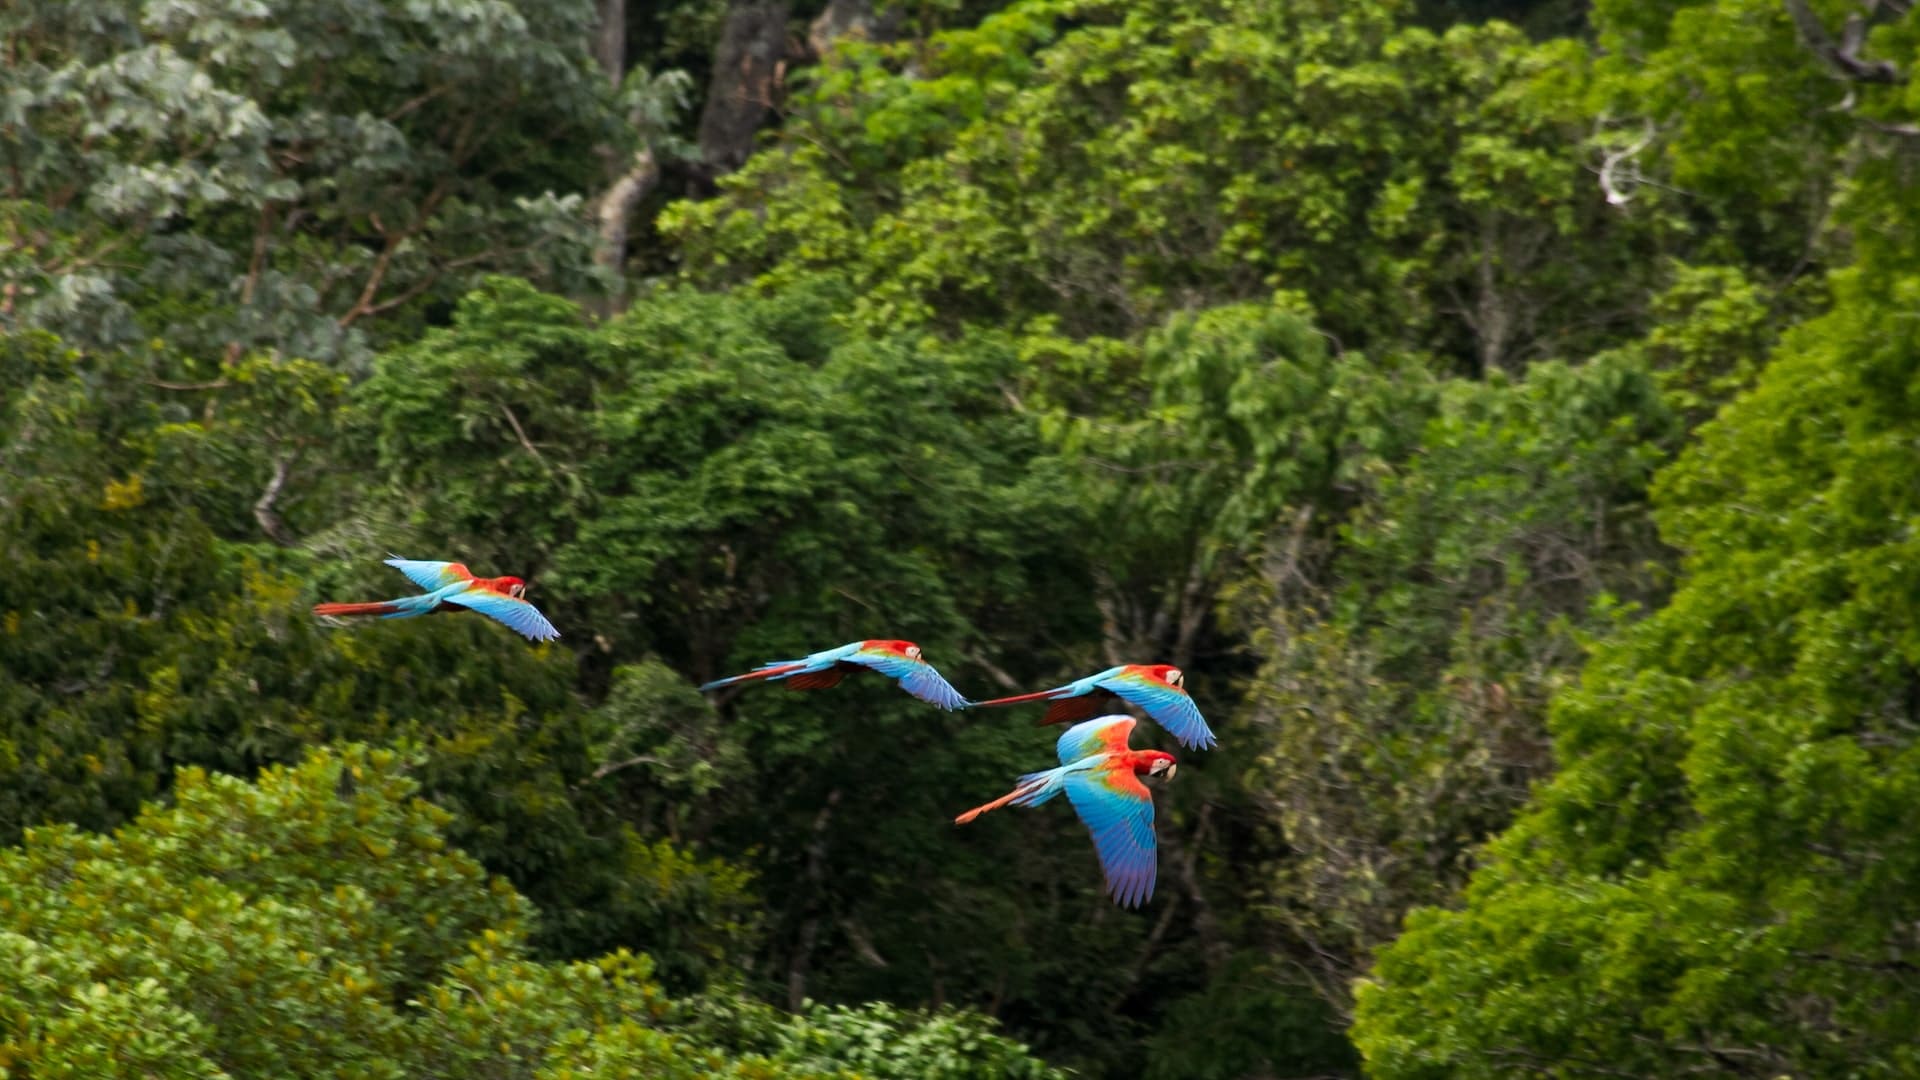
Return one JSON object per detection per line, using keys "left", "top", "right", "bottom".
{"left": 699, "top": 639, "right": 970, "bottom": 710}
{"left": 955, "top": 714, "right": 1175, "bottom": 908}
{"left": 312, "top": 557, "right": 559, "bottom": 642}
{"left": 969, "top": 663, "right": 1216, "bottom": 750}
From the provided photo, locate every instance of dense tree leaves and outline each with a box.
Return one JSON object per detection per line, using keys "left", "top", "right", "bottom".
{"left": 0, "top": 329, "right": 756, "bottom": 988}
{"left": 1236, "top": 351, "right": 1675, "bottom": 1012}
{"left": 1353, "top": 3, "right": 1920, "bottom": 1074}
{"left": 1, "top": 0, "right": 618, "bottom": 366}
{"left": 0, "top": 745, "right": 1059, "bottom": 1079}
{"left": 666, "top": 0, "right": 1678, "bottom": 369}
{"left": 1353, "top": 264, "right": 1920, "bottom": 1080}
{"left": 14, "top": 0, "right": 1920, "bottom": 1073}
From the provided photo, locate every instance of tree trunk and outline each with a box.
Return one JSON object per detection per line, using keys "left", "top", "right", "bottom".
{"left": 697, "top": 0, "right": 791, "bottom": 177}
{"left": 593, "top": 146, "right": 660, "bottom": 303}
{"left": 594, "top": 0, "right": 625, "bottom": 86}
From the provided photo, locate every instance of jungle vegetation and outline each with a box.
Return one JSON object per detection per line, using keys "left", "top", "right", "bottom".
{"left": 5, "top": 0, "right": 1917, "bottom": 1075}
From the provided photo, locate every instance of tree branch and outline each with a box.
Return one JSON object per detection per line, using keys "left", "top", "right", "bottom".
{"left": 499, "top": 402, "right": 546, "bottom": 463}
{"left": 593, "top": 146, "right": 661, "bottom": 287}
{"left": 146, "top": 378, "right": 230, "bottom": 392}
{"left": 598, "top": 754, "right": 665, "bottom": 780}
{"left": 253, "top": 454, "right": 296, "bottom": 547}
{"left": 1783, "top": 0, "right": 1904, "bottom": 83}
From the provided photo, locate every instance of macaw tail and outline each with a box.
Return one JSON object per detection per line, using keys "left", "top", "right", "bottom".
{"left": 970, "top": 688, "right": 1068, "bottom": 709}
{"left": 312, "top": 600, "right": 404, "bottom": 618}
{"left": 698, "top": 661, "right": 811, "bottom": 693}
{"left": 954, "top": 767, "right": 1069, "bottom": 825}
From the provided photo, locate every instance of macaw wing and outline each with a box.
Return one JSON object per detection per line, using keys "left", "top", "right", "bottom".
{"left": 1055, "top": 715, "right": 1136, "bottom": 766}
{"left": 1064, "top": 764, "right": 1157, "bottom": 908}
{"left": 1102, "top": 675, "right": 1217, "bottom": 750}
{"left": 384, "top": 557, "right": 472, "bottom": 593}
{"left": 441, "top": 589, "right": 560, "bottom": 642}
{"left": 1041, "top": 694, "right": 1113, "bottom": 727}
{"left": 850, "top": 652, "right": 970, "bottom": 710}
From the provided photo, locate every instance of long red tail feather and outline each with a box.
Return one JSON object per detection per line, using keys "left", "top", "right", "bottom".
{"left": 955, "top": 779, "right": 1045, "bottom": 825}
{"left": 971, "top": 688, "right": 1067, "bottom": 709}
{"left": 312, "top": 601, "right": 401, "bottom": 617}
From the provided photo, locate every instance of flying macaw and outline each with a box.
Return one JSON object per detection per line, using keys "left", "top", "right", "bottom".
{"left": 968, "top": 664, "right": 1216, "bottom": 750}
{"left": 698, "top": 639, "right": 969, "bottom": 711}
{"left": 311, "top": 557, "right": 559, "bottom": 642}
{"left": 955, "top": 714, "right": 1176, "bottom": 908}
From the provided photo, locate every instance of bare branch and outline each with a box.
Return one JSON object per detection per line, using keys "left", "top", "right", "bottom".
{"left": 146, "top": 378, "right": 230, "bottom": 392}
{"left": 1596, "top": 119, "right": 1656, "bottom": 208}
{"left": 253, "top": 455, "right": 296, "bottom": 547}
{"left": 1783, "top": 0, "right": 1904, "bottom": 83}
{"left": 582, "top": 754, "right": 667, "bottom": 784}
{"left": 961, "top": 649, "right": 1022, "bottom": 692}
{"left": 499, "top": 402, "right": 546, "bottom": 463}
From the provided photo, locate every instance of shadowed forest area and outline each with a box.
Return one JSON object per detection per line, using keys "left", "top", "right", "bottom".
{"left": 7, "top": 0, "right": 1920, "bottom": 1075}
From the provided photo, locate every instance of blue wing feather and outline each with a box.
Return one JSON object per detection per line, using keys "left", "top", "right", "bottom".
{"left": 442, "top": 589, "right": 560, "bottom": 642}
{"left": 1055, "top": 715, "right": 1137, "bottom": 766}
{"left": 1064, "top": 765, "right": 1157, "bottom": 908}
{"left": 384, "top": 557, "right": 469, "bottom": 593}
{"left": 852, "top": 652, "right": 970, "bottom": 710}
{"left": 1101, "top": 676, "right": 1217, "bottom": 750}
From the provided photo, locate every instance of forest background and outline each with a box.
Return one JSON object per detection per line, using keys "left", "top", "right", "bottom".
{"left": 7, "top": 0, "right": 1920, "bottom": 1076}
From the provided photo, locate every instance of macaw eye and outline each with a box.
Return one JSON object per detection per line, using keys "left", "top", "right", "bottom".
{"left": 1167, "top": 669, "right": 1184, "bottom": 687}
{"left": 907, "top": 646, "right": 922, "bottom": 659}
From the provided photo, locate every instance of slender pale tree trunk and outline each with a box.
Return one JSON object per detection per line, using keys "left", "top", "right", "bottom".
{"left": 594, "top": 0, "right": 625, "bottom": 86}
{"left": 589, "top": 0, "right": 662, "bottom": 309}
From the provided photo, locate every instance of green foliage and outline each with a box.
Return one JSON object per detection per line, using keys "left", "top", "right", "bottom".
{"left": 0, "top": 744, "right": 1068, "bottom": 1078}
{"left": 1, "top": 0, "right": 619, "bottom": 365}
{"left": 769, "top": 1002, "right": 1066, "bottom": 1080}
{"left": 0, "top": 329, "right": 757, "bottom": 986}
{"left": 668, "top": 0, "right": 1673, "bottom": 369}
{"left": 1353, "top": 269, "right": 1920, "bottom": 1078}
{"left": 16, "top": 0, "right": 1920, "bottom": 1073}
{"left": 1353, "top": 4, "right": 1920, "bottom": 1072}
{"left": 1234, "top": 350, "right": 1676, "bottom": 1010}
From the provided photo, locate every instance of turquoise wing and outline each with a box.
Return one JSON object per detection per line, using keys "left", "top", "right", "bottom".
{"left": 1054, "top": 715, "right": 1137, "bottom": 766}
{"left": 442, "top": 589, "right": 560, "bottom": 642}
{"left": 1101, "top": 673, "right": 1217, "bottom": 750}
{"left": 384, "top": 557, "right": 472, "bottom": 593}
{"left": 851, "top": 651, "right": 970, "bottom": 710}
{"left": 1063, "top": 763, "right": 1158, "bottom": 908}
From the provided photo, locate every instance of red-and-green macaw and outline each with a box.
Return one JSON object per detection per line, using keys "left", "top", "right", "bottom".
{"left": 968, "top": 664, "right": 1216, "bottom": 750}
{"left": 699, "top": 639, "right": 970, "bottom": 711}
{"left": 956, "top": 714, "right": 1176, "bottom": 908}
{"left": 311, "top": 557, "right": 559, "bottom": 642}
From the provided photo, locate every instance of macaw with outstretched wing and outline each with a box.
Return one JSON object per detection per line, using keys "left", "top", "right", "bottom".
{"left": 699, "top": 639, "right": 969, "bottom": 711}
{"left": 968, "top": 664, "right": 1216, "bottom": 750}
{"left": 312, "top": 557, "right": 559, "bottom": 642}
{"left": 954, "top": 715, "right": 1177, "bottom": 908}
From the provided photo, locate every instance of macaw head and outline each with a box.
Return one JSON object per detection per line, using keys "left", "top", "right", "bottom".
{"left": 1143, "top": 751, "right": 1178, "bottom": 780}
{"left": 871, "top": 639, "right": 924, "bottom": 660}
{"left": 499, "top": 576, "right": 529, "bottom": 599}
{"left": 1141, "top": 663, "right": 1186, "bottom": 690}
